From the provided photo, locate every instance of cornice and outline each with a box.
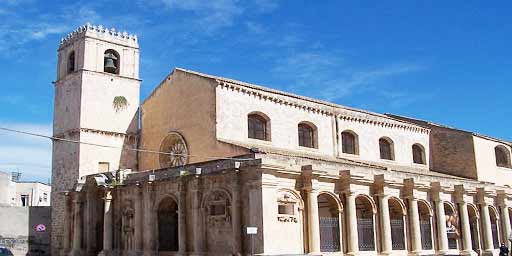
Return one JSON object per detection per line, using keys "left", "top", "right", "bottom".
{"left": 217, "top": 80, "right": 429, "bottom": 134}
{"left": 54, "top": 128, "right": 138, "bottom": 139}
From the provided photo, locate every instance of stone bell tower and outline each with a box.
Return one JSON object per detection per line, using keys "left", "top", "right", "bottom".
{"left": 51, "top": 23, "right": 140, "bottom": 255}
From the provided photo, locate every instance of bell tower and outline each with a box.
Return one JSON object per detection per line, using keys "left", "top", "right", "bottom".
{"left": 51, "top": 23, "right": 140, "bottom": 255}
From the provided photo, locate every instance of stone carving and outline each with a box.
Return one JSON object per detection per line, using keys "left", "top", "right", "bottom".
{"left": 277, "top": 216, "right": 298, "bottom": 223}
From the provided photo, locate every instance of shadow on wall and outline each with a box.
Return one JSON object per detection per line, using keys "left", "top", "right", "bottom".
{"left": 0, "top": 206, "right": 51, "bottom": 256}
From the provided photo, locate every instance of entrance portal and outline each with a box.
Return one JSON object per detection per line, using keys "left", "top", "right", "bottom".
{"left": 157, "top": 197, "right": 179, "bottom": 252}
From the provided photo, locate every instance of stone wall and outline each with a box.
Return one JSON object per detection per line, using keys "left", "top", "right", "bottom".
{"left": 138, "top": 69, "right": 248, "bottom": 171}
{"left": 429, "top": 126, "right": 478, "bottom": 179}
{"left": 0, "top": 206, "right": 51, "bottom": 256}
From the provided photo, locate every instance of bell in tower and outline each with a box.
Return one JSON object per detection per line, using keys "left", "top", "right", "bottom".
{"left": 104, "top": 50, "right": 119, "bottom": 74}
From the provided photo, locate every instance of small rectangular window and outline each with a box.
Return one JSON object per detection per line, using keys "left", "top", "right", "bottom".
{"left": 278, "top": 203, "right": 294, "bottom": 215}
{"left": 98, "top": 162, "right": 110, "bottom": 172}
{"left": 210, "top": 204, "right": 226, "bottom": 216}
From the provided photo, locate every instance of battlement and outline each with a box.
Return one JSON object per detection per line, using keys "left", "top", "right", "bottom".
{"left": 59, "top": 23, "right": 138, "bottom": 49}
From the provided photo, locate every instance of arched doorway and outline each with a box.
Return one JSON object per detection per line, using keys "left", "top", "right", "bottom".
{"left": 418, "top": 201, "right": 433, "bottom": 250}
{"left": 356, "top": 195, "right": 376, "bottom": 251}
{"left": 489, "top": 206, "right": 500, "bottom": 249}
{"left": 389, "top": 198, "right": 406, "bottom": 250}
{"left": 157, "top": 197, "right": 179, "bottom": 252}
{"left": 444, "top": 203, "right": 459, "bottom": 250}
{"left": 318, "top": 193, "right": 342, "bottom": 252}
{"left": 468, "top": 204, "right": 481, "bottom": 253}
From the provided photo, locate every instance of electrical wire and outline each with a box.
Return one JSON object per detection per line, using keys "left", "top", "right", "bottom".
{"left": 0, "top": 127, "right": 254, "bottom": 161}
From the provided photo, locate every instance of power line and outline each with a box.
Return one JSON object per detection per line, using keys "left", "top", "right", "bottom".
{"left": 0, "top": 127, "right": 254, "bottom": 162}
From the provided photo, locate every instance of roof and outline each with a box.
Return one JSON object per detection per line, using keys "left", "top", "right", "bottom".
{"left": 167, "top": 67, "right": 429, "bottom": 131}
{"left": 386, "top": 113, "right": 512, "bottom": 146}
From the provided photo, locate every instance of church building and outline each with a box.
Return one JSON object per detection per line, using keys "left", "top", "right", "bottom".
{"left": 51, "top": 24, "right": 512, "bottom": 256}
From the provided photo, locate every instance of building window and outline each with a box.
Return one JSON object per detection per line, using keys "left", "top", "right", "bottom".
{"left": 495, "top": 146, "right": 511, "bottom": 168}
{"left": 21, "top": 195, "right": 29, "bottom": 207}
{"left": 341, "top": 131, "right": 358, "bottom": 155}
{"left": 98, "top": 162, "right": 110, "bottom": 172}
{"left": 278, "top": 203, "right": 295, "bottom": 215}
{"left": 209, "top": 204, "right": 226, "bottom": 216}
{"left": 67, "top": 51, "right": 76, "bottom": 74}
{"left": 298, "top": 122, "right": 316, "bottom": 148}
{"left": 379, "top": 137, "right": 394, "bottom": 160}
{"left": 412, "top": 144, "right": 426, "bottom": 164}
{"left": 104, "top": 49, "right": 120, "bottom": 74}
{"left": 248, "top": 113, "right": 270, "bottom": 141}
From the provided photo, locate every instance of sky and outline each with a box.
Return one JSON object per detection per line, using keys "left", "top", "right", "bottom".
{"left": 0, "top": 0, "right": 511, "bottom": 182}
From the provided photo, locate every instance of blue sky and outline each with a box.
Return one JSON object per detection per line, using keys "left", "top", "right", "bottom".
{"left": 0, "top": 0, "right": 510, "bottom": 182}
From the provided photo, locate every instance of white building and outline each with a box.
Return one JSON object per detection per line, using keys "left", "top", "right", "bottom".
{"left": 0, "top": 171, "right": 51, "bottom": 207}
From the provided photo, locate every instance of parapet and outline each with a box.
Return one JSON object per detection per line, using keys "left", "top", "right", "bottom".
{"left": 59, "top": 23, "right": 139, "bottom": 49}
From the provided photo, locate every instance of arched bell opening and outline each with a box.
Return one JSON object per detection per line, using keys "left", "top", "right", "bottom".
{"left": 389, "top": 198, "right": 406, "bottom": 250}
{"left": 318, "top": 193, "right": 342, "bottom": 252}
{"left": 489, "top": 206, "right": 500, "bottom": 249}
{"left": 444, "top": 202, "right": 459, "bottom": 250}
{"left": 356, "top": 195, "right": 376, "bottom": 251}
{"left": 418, "top": 200, "right": 433, "bottom": 250}
{"left": 468, "top": 204, "right": 481, "bottom": 253}
{"left": 104, "top": 49, "right": 120, "bottom": 74}
{"left": 157, "top": 197, "right": 179, "bottom": 252}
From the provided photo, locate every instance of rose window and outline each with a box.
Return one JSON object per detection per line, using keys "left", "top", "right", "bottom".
{"left": 159, "top": 132, "right": 188, "bottom": 168}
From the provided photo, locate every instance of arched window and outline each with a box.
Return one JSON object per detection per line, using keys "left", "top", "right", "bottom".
{"left": 341, "top": 131, "right": 358, "bottom": 155}
{"left": 104, "top": 49, "right": 120, "bottom": 74}
{"left": 248, "top": 113, "right": 270, "bottom": 141}
{"left": 379, "top": 137, "right": 394, "bottom": 160}
{"left": 412, "top": 144, "right": 426, "bottom": 164}
{"left": 298, "top": 122, "right": 316, "bottom": 148}
{"left": 67, "top": 51, "right": 75, "bottom": 74}
{"left": 495, "top": 146, "right": 511, "bottom": 168}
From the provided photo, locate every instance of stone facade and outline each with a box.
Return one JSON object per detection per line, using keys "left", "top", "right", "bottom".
{"left": 52, "top": 25, "right": 512, "bottom": 256}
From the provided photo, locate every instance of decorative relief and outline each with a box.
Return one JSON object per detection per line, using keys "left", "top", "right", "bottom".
{"left": 159, "top": 132, "right": 188, "bottom": 168}
{"left": 277, "top": 216, "right": 298, "bottom": 223}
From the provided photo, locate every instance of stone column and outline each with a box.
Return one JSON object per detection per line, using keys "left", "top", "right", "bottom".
{"left": 178, "top": 181, "right": 187, "bottom": 255}
{"left": 192, "top": 178, "right": 204, "bottom": 254}
{"left": 480, "top": 203, "right": 494, "bottom": 253}
{"left": 134, "top": 187, "right": 143, "bottom": 252}
{"left": 306, "top": 189, "right": 321, "bottom": 253}
{"left": 62, "top": 192, "right": 72, "bottom": 254}
{"left": 408, "top": 198, "right": 422, "bottom": 253}
{"left": 143, "top": 184, "right": 155, "bottom": 255}
{"left": 99, "top": 190, "right": 113, "bottom": 256}
{"left": 345, "top": 192, "right": 359, "bottom": 255}
{"left": 499, "top": 205, "right": 511, "bottom": 249}
{"left": 231, "top": 172, "right": 242, "bottom": 255}
{"left": 434, "top": 199, "right": 449, "bottom": 254}
{"left": 85, "top": 190, "right": 96, "bottom": 254}
{"left": 70, "top": 193, "right": 83, "bottom": 256}
{"left": 378, "top": 195, "right": 392, "bottom": 254}
{"left": 458, "top": 202, "right": 474, "bottom": 254}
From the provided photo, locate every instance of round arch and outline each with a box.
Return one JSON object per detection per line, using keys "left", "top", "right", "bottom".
{"left": 355, "top": 194, "right": 377, "bottom": 214}
{"left": 418, "top": 199, "right": 434, "bottom": 216}
{"left": 153, "top": 193, "right": 179, "bottom": 211}
{"left": 156, "top": 196, "right": 179, "bottom": 252}
{"left": 201, "top": 188, "right": 232, "bottom": 209}
{"left": 318, "top": 191, "right": 343, "bottom": 212}
{"left": 388, "top": 196, "right": 407, "bottom": 215}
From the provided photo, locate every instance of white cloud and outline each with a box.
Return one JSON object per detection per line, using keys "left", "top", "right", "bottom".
{"left": 271, "top": 50, "right": 426, "bottom": 106}
{"left": 0, "top": 123, "right": 52, "bottom": 182}
{"left": 253, "top": 0, "right": 280, "bottom": 13}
